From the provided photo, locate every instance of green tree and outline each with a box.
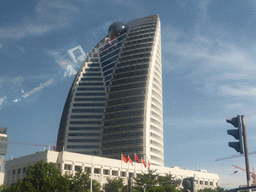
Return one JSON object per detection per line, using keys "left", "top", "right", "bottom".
{"left": 0, "top": 184, "right": 10, "bottom": 192}
{"left": 158, "top": 174, "right": 181, "bottom": 189}
{"left": 198, "top": 188, "right": 215, "bottom": 192}
{"left": 133, "top": 169, "right": 158, "bottom": 191}
{"left": 133, "top": 169, "right": 181, "bottom": 192}
{"left": 215, "top": 186, "right": 227, "bottom": 192}
{"left": 7, "top": 160, "right": 70, "bottom": 192}
{"left": 198, "top": 187, "right": 227, "bottom": 192}
{"left": 64, "top": 168, "right": 101, "bottom": 192}
{"left": 103, "top": 177, "right": 126, "bottom": 192}
{"left": 65, "top": 168, "right": 90, "bottom": 192}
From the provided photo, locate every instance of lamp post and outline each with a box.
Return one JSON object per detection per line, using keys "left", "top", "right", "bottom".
{"left": 229, "top": 171, "right": 238, "bottom": 189}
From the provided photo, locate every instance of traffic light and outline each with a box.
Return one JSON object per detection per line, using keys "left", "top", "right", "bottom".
{"left": 226, "top": 115, "right": 243, "bottom": 154}
{"left": 182, "top": 177, "right": 194, "bottom": 192}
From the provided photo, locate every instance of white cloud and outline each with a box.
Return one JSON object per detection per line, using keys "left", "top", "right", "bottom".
{"left": 162, "top": 21, "right": 256, "bottom": 105}
{"left": 164, "top": 33, "right": 256, "bottom": 72}
{"left": 219, "top": 85, "right": 256, "bottom": 97}
{"left": 225, "top": 103, "right": 244, "bottom": 111}
{"left": 0, "top": 97, "right": 5, "bottom": 106}
{"left": 64, "top": 65, "right": 77, "bottom": 77}
{"left": 223, "top": 72, "right": 254, "bottom": 80}
{"left": 0, "top": 0, "right": 78, "bottom": 39}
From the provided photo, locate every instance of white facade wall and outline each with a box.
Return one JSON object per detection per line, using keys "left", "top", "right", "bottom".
{"left": 5, "top": 151, "right": 219, "bottom": 191}
{"left": 0, "top": 172, "right": 4, "bottom": 186}
{"left": 147, "top": 17, "right": 164, "bottom": 166}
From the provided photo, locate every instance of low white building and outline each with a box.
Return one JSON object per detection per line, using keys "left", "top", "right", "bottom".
{"left": 4, "top": 150, "right": 219, "bottom": 191}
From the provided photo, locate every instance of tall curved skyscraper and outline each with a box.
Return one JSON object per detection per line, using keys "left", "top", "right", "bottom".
{"left": 56, "top": 15, "right": 164, "bottom": 166}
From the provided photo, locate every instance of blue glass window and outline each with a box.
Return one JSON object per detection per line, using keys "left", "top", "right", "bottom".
{"left": 89, "top": 58, "right": 99, "bottom": 62}
{"left": 72, "top": 109, "right": 104, "bottom": 113}
{"left": 68, "top": 139, "right": 100, "bottom": 142}
{"left": 77, "top": 87, "right": 105, "bottom": 91}
{"left": 103, "top": 63, "right": 115, "bottom": 72}
{"left": 107, "top": 96, "right": 144, "bottom": 106}
{"left": 68, "top": 133, "right": 100, "bottom": 137}
{"left": 79, "top": 83, "right": 104, "bottom": 86}
{"left": 101, "top": 49, "right": 120, "bottom": 62}
{"left": 70, "top": 115, "right": 102, "bottom": 119}
{"left": 83, "top": 73, "right": 101, "bottom": 76}
{"left": 88, "top": 63, "right": 100, "bottom": 67}
{"left": 70, "top": 121, "right": 102, "bottom": 124}
{"left": 76, "top": 93, "right": 105, "bottom": 96}
{"left": 101, "top": 56, "right": 118, "bottom": 67}
{"left": 67, "top": 145, "right": 99, "bottom": 149}
{"left": 69, "top": 127, "right": 101, "bottom": 131}
{"left": 73, "top": 103, "right": 105, "bottom": 107}
{"left": 104, "top": 116, "right": 143, "bottom": 126}
{"left": 85, "top": 68, "right": 100, "bottom": 71}
{"left": 100, "top": 42, "right": 122, "bottom": 57}
{"left": 74, "top": 98, "right": 105, "bottom": 101}
{"left": 104, "top": 69, "right": 113, "bottom": 77}
{"left": 80, "top": 78, "right": 103, "bottom": 81}
{"left": 105, "top": 75, "right": 112, "bottom": 81}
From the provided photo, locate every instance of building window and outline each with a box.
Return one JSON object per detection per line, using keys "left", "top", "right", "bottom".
{"left": 69, "top": 127, "right": 101, "bottom": 131}
{"left": 84, "top": 167, "right": 91, "bottom": 173}
{"left": 12, "top": 170, "right": 15, "bottom": 175}
{"left": 75, "top": 166, "right": 82, "bottom": 171}
{"left": 17, "top": 168, "right": 21, "bottom": 174}
{"left": 23, "top": 167, "right": 26, "bottom": 173}
{"left": 200, "top": 180, "right": 203, "bottom": 185}
{"left": 67, "top": 145, "right": 99, "bottom": 149}
{"left": 121, "top": 172, "right": 126, "bottom": 177}
{"left": 210, "top": 182, "right": 213, "bottom": 186}
{"left": 129, "top": 173, "right": 134, "bottom": 177}
{"left": 72, "top": 109, "right": 104, "bottom": 113}
{"left": 68, "top": 133, "right": 100, "bottom": 137}
{"left": 103, "top": 169, "right": 110, "bottom": 175}
{"left": 94, "top": 168, "right": 100, "bottom": 174}
{"left": 88, "top": 63, "right": 100, "bottom": 67}
{"left": 216, "top": 182, "right": 218, "bottom": 186}
{"left": 69, "top": 121, "right": 102, "bottom": 125}
{"left": 205, "top": 181, "right": 208, "bottom": 185}
{"left": 67, "top": 139, "right": 100, "bottom": 143}
{"left": 64, "top": 164, "right": 72, "bottom": 170}
{"left": 112, "top": 170, "right": 118, "bottom": 176}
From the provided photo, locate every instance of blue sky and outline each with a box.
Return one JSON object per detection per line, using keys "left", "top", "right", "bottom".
{"left": 1, "top": 0, "right": 256, "bottom": 188}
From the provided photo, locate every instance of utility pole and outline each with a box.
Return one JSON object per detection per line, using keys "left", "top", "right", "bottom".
{"left": 241, "top": 115, "right": 250, "bottom": 187}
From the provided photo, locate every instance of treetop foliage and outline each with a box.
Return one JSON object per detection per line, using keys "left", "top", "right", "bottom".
{"left": 0, "top": 160, "right": 101, "bottom": 192}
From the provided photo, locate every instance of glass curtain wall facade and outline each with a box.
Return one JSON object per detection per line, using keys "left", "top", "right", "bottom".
{"left": 56, "top": 15, "right": 164, "bottom": 166}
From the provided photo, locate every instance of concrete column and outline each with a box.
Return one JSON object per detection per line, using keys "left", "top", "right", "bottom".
{"left": 81, "top": 163, "right": 84, "bottom": 173}
{"left": 118, "top": 167, "right": 121, "bottom": 177}
{"left": 61, "top": 161, "right": 65, "bottom": 175}
{"left": 100, "top": 166, "right": 103, "bottom": 185}
{"left": 72, "top": 162, "right": 75, "bottom": 172}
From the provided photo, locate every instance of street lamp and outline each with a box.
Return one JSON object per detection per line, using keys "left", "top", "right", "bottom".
{"left": 229, "top": 171, "right": 238, "bottom": 189}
